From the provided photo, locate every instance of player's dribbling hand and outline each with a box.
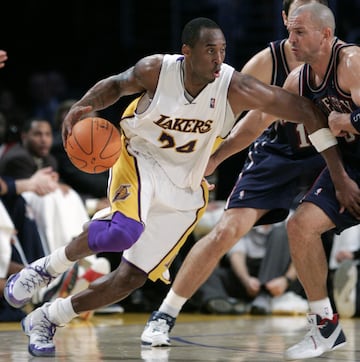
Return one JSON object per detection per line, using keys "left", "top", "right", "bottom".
{"left": 62, "top": 105, "right": 94, "bottom": 144}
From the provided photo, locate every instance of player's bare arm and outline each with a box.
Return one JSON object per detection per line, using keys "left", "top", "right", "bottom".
{"left": 208, "top": 70, "right": 327, "bottom": 174}
{"left": 329, "top": 46, "right": 360, "bottom": 136}
{"left": 205, "top": 109, "right": 272, "bottom": 176}
{"left": 211, "top": 69, "right": 326, "bottom": 169}
{"left": 228, "top": 71, "right": 327, "bottom": 130}
{"left": 62, "top": 54, "right": 163, "bottom": 142}
{"left": 240, "top": 47, "right": 273, "bottom": 84}
{"left": 327, "top": 45, "right": 360, "bottom": 217}
{"left": 205, "top": 49, "right": 275, "bottom": 175}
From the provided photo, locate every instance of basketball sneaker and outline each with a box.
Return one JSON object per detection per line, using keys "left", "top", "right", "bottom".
{"left": 284, "top": 313, "right": 346, "bottom": 360}
{"left": 5, "top": 256, "right": 58, "bottom": 308}
{"left": 141, "top": 311, "right": 176, "bottom": 347}
{"left": 22, "top": 303, "right": 57, "bottom": 357}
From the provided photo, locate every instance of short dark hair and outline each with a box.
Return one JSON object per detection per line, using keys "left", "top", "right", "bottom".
{"left": 282, "top": 0, "right": 329, "bottom": 16}
{"left": 21, "top": 118, "right": 50, "bottom": 133}
{"left": 181, "top": 17, "right": 221, "bottom": 47}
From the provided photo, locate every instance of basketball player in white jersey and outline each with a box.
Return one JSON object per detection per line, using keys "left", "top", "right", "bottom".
{"left": 4, "top": 17, "right": 352, "bottom": 357}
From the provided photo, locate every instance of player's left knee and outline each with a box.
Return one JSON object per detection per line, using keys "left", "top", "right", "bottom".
{"left": 88, "top": 212, "right": 144, "bottom": 252}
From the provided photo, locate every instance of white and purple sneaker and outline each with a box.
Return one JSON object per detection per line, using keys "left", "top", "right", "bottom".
{"left": 5, "top": 256, "right": 55, "bottom": 308}
{"left": 22, "top": 303, "right": 57, "bottom": 357}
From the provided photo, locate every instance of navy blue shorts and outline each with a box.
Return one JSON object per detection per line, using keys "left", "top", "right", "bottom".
{"left": 303, "top": 166, "right": 360, "bottom": 234}
{"left": 226, "top": 145, "right": 325, "bottom": 225}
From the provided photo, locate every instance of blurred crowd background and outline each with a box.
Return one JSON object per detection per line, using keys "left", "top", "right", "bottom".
{"left": 0, "top": 0, "right": 359, "bottom": 125}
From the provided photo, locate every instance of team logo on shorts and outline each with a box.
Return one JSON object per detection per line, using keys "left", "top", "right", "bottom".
{"left": 210, "top": 98, "right": 215, "bottom": 108}
{"left": 239, "top": 190, "right": 245, "bottom": 199}
{"left": 314, "top": 187, "right": 323, "bottom": 196}
{"left": 112, "top": 184, "right": 131, "bottom": 202}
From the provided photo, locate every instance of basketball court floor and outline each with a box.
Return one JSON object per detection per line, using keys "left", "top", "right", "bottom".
{"left": 0, "top": 312, "right": 358, "bottom": 361}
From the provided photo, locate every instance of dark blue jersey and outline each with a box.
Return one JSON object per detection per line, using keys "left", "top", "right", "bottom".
{"left": 300, "top": 41, "right": 360, "bottom": 165}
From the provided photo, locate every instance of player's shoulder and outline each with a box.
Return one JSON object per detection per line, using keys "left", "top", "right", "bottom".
{"left": 336, "top": 41, "right": 360, "bottom": 70}
{"left": 338, "top": 41, "right": 360, "bottom": 56}
{"left": 241, "top": 47, "right": 272, "bottom": 73}
{"left": 135, "top": 54, "right": 165, "bottom": 72}
{"left": 133, "top": 54, "right": 165, "bottom": 85}
{"left": 282, "top": 64, "right": 302, "bottom": 93}
{"left": 241, "top": 46, "right": 273, "bottom": 84}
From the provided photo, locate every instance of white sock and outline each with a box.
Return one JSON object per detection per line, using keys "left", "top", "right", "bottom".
{"left": 309, "top": 297, "right": 333, "bottom": 320}
{"left": 158, "top": 289, "right": 187, "bottom": 318}
{"left": 48, "top": 246, "right": 75, "bottom": 275}
{"left": 48, "top": 296, "right": 79, "bottom": 325}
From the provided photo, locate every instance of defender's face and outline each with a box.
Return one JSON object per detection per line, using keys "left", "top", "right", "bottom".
{"left": 287, "top": 12, "right": 324, "bottom": 63}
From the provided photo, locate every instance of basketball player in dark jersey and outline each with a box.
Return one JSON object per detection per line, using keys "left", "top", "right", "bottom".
{"left": 216, "top": 3, "right": 360, "bottom": 359}
{"left": 281, "top": 3, "right": 360, "bottom": 359}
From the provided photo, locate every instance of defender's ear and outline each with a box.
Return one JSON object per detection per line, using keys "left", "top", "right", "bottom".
{"left": 282, "top": 10, "right": 288, "bottom": 26}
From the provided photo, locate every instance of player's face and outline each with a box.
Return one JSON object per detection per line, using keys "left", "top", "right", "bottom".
{"left": 186, "top": 28, "right": 226, "bottom": 84}
{"left": 287, "top": 12, "right": 324, "bottom": 63}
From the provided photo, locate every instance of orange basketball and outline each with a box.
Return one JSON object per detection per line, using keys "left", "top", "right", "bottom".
{"left": 65, "top": 117, "right": 122, "bottom": 174}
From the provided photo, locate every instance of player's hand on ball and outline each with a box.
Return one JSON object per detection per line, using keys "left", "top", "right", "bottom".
{"left": 62, "top": 105, "right": 94, "bottom": 144}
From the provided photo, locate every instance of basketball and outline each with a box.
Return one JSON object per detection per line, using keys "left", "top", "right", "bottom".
{"left": 65, "top": 117, "right": 122, "bottom": 174}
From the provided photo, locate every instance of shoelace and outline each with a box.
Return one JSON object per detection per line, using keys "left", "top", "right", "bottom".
{"left": 20, "top": 265, "right": 53, "bottom": 293}
{"left": 36, "top": 311, "right": 57, "bottom": 344}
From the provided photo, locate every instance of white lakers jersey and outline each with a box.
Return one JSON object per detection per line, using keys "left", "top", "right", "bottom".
{"left": 121, "top": 54, "right": 235, "bottom": 190}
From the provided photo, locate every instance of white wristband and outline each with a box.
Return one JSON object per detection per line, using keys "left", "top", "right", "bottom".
{"left": 308, "top": 128, "right": 338, "bottom": 152}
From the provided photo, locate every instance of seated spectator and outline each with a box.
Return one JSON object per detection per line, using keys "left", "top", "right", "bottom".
{"left": 191, "top": 205, "right": 308, "bottom": 315}
{"left": 0, "top": 170, "right": 58, "bottom": 263}
{"left": 0, "top": 170, "right": 59, "bottom": 321}
{"left": 0, "top": 118, "right": 89, "bottom": 254}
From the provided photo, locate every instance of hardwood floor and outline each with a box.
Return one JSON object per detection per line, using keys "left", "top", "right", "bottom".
{"left": 0, "top": 313, "right": 357, "bottom": 361}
